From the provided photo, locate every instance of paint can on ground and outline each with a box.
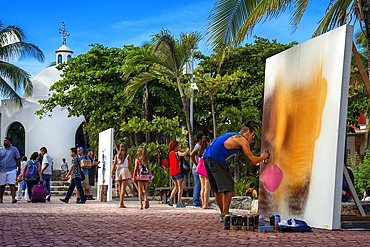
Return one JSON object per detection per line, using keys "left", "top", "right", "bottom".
{"left": 269, "top": 214, "right": 275, "bottom": 226}
{"left": 231, "top": 214, "right": 238, "bottom": 230}
{"left": 224, "top": 214, "right": 231, "bottom": 230}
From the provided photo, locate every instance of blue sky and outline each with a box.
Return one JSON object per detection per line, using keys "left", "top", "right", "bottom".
{"left": 3, "top": 0, "right": 331, "bottom": 77}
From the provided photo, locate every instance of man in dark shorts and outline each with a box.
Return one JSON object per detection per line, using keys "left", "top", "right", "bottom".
{"left": 203, "top": 123, "right": 270, "bottom": 221}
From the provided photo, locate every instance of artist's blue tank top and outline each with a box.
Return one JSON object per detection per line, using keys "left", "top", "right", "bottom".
{"left": 203, "top": 132, "right": 240, "bottom": 163}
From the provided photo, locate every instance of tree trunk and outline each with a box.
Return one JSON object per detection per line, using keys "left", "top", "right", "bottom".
{"left": 211, "top": 94, "right": 217, "bottom": 139}
{"left": 181, "top": 96, "right": 194, "bottom": 151}
{"left": 353, "top": 42, "right": 370, "bottom": 96}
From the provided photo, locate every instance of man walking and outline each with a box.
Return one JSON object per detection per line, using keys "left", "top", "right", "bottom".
{"left": 60, "top": 147, "right": 86, "bottom": 203}
{"left": 40, "top": 147, "right": 53, "bottom": 201}
{"left": 0, "top": 137, "right": 21, "bottom": 203}
{"left": 203, "top": 123, "right": 270, "bottom": 221}
{"left": 190, "top": 134, "right": 205, "bottom": 208}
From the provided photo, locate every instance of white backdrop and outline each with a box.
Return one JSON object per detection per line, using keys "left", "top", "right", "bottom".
{"left": 98, "top": 128, "right": 114, "bottom": 201}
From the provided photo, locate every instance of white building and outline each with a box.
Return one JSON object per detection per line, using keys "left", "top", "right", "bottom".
{"left": 0, "top": 40, "right": 84, "bottom": 170}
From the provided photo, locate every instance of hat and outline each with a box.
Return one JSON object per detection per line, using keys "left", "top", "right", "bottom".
{"left": 86, "top": 148, "right": 92, "bottom": 153}
{"left": 77, "top": 146, "right": 85, "bottom": 151}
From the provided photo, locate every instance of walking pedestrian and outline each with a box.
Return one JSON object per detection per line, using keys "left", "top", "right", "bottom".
{"left": 132, "top": 147, "right": 151, "bottom": 209}
{"left": 16, "top": 156, "right": 29, "bottom": 201}
{"left": 59, "top": 147, "right": 86, "bottom": 204}
{"left": 86, "top": 148, "right": 97, "bottom": 200}
{"left": 20, "top": 152, "right": 43, "bottom": 202}
{"left": 197, "top": 139, "right": 211, "bottom": 209}
{"left": 77, "top": 146, "right": 90, "bottom": 201}
{"left": 40, "top": 147, "right": 53, "bottom": 202}
{"left": 0, "top": 137, "right": 21, "bottom": 203}
{"left": 111, "top": 143, "right": 132, "bottom": 208}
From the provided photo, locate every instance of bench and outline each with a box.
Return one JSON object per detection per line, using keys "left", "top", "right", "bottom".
{"left": 155, "top": 171, "right": 194, "bottom": 203}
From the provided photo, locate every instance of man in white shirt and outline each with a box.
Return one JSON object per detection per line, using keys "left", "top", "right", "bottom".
{"left": 40, "top": 147, "right": 53, "bottom": 202}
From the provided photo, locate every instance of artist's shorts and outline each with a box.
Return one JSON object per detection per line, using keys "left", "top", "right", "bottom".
{"left": 0, "top": 169, "right": 17, "bottom": 186}
{"left": 171, "top": 172, "right": 184, "bottom": 181}
{"left": 204, "top": 158, "right": 234, "bottom": 193}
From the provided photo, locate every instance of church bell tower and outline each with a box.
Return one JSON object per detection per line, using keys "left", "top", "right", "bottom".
{"left": 55, "top": 21, "right": 73, "bottom": 64}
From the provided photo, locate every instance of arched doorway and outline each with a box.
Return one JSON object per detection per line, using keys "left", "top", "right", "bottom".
{"left": 75, "top": 121, "right": 89, "bottom": 149}
{"left": 7, "top": 122, "right": 25, "bottom": 157}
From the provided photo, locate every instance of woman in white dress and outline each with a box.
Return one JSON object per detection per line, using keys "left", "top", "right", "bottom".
{"left": 111, "top": 143, "right": 132, "bottom": 208}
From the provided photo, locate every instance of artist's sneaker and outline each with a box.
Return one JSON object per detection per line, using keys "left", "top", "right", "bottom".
{"left": 219, "top": 213, "right": 226, "bottom": 222}
{"left": 167, "top": 198, "right": 173, "bottom": 206}
{"left": 176, "top": 203, "right": 186, "bottom": 208}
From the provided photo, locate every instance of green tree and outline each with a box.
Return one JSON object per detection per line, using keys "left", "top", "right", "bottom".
{"left": 124, "top": 30, "right": 201, "bottom": 149}
{"left": 0, "top": 20, "right": 44, "bottom": 102}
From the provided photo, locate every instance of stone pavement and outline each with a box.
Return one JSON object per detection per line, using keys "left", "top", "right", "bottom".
{"left": 0, "top": 196, "right": 368, "bottom": 247}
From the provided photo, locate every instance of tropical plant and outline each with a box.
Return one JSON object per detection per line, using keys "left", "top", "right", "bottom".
{"left": 0, "top": 20, "right": 44, "bottom": 102}
{"left": 207, "top": 1, "right": 370, "bottom": 82}
{"left": 124, "top": 30, "right": 201, "bottom": 150}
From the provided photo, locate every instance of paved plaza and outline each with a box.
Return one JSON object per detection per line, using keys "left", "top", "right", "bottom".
{"left": 0, "top": 195, "right": 368, "bottom": 246}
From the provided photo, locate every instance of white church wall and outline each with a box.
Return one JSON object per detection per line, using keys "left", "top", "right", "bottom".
{"left": 0, "top": 99, "right": 83, "bottom": 170}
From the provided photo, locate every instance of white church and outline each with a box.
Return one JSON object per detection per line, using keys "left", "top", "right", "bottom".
{"left": 0, "top": 24, "right": 84, "bottom": 170}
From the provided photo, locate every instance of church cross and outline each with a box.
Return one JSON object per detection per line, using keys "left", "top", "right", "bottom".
{"left": 59, "top": 21, "right": 70, "bottom": 45}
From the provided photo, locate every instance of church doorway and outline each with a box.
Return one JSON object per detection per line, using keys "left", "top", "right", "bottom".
{"left": 7, "top": 122, "right": 25, "bottom": 157}
{"left": 75, "top": 121, "right": 89, "bottom": 149}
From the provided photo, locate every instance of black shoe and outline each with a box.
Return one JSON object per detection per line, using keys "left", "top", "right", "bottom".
{"left": 12, "top": 199, "right": 17, "bottom": 203}
{"left": 76, "top": 197, "right": 80, "bottom": 203}
{"left": 59, "top": 198, "right": 69, "bottom": 203}
{"left": 46, "top": 194, "right": 51, "bottom": 202}
{"left": 76, "top": 200, "right": 85, "bottom": 204}
{"left": 87, "top": 195, "right": 95, "bottom": 200}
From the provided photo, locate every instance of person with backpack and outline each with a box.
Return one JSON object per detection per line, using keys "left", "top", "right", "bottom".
{"left": 20, "top": 152, "right": 43, "bottom": 202}
{"left": 167, "top": 140, "right": 189, "bottom": 208}
{"left": 132, "top": 147, "right": 151, "bottom": 209}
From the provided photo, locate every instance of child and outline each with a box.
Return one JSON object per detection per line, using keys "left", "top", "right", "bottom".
{"left": 132, "top": 147, "right": 151, "bottom": 209}
{"left": 245, "top": 183, "right": 258, "bottom": 199}
{"left": 61, "top": 158, "right": 69, "bottom": 176}
{"left": 16, "top": 156, "right": 29, "bottom": 201}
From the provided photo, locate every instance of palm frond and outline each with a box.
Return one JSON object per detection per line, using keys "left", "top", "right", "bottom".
{"left": 0, "top": 61, "right": 31, "bottom": 93}
{"left": 0, "top": 76, "right": 22, "bottom": 101}
{"left": 124, "top": 72, "right": 158, "bottom": 102}
{"left": 313, "top": 0, "right": 353, "bottom": 37}
{"left": 0, "top": 42, "right": 44, "bottom": 62}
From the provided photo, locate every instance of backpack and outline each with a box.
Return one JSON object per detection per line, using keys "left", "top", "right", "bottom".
{"left": 137, "top": 163, "right": 150, "bottom": 181}
{"left": 279, "top": 219, "right": 312, "bottom": 232}
{"left": 175, "top": 153, "right": 190, "bottom": 176}
{"left": 25, "top": 160, "right": 39, "bottom": 181}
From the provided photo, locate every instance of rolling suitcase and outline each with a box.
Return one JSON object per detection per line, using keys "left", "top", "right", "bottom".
{"left": 32, "top": 182, "right": 46, "bottom": 203}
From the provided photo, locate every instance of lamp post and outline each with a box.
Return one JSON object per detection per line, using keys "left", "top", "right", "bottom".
{"left": 183, "top": 57, "right": 197, "bottom": 151}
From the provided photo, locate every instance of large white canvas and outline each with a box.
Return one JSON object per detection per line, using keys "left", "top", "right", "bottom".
{"left": 98, "top": 128, "right": 114, "bottom": 201}
{"left": 260, "top": 25, "right": 353, "bottom": 230}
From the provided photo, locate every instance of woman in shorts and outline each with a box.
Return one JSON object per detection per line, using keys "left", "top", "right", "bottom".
{"left": 111, "top": 143, "right": 132, "bottom": 208}
{"left": 167, "top": 140, "right": 189, "bottom": 208}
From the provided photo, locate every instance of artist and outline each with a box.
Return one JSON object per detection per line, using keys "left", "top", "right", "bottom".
{"left": 203, "top": 122, "right": 270, "bottom": 222}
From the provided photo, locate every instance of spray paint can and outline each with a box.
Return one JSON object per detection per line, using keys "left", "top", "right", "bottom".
{"left": 269, "top": 214, "right": 275, "bottom": 226}
{"left": 231, "top": 214, "right": 238, "bottom": 230}
{"left": 224, "top": 214, "right": 230, "bottom": 230}
{"left": 242, "top": 215, "right": 248, "bottom": 231}
{"left": 254, "top": 214, "right": 259, "bottom": 230}
{"left": 237, "top": 215, "right": 243, "bottom": 230}
{"left": 274, "top": 214, "right": 281, "bottom": 231}
{"left": 248, "top": 215, "right": 254, "bottom": 230}
{"left": 259, "top": 215, "right": 265, "bottom": 226}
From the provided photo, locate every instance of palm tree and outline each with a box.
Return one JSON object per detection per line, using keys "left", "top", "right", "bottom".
{"left": 207, "top": 1, "right": 370, "bottom": 75}
{"left": 0, "top": 21, "right": 44, "bottom": 103}
{"left": 124, "top": 30, "right": 201, "bottom": 149}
